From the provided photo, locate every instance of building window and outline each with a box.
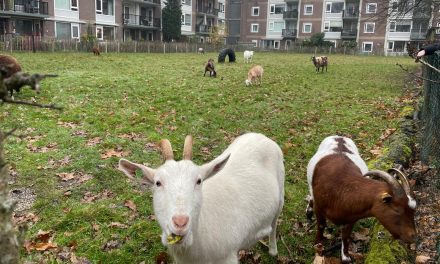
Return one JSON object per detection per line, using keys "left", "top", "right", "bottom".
{"left": 325, "top": 1, "right": 344, "bottom": 13}
{"left": 363, "top": 42, "right": 373, "bottom": 52}
{"left": 366, "top": 3, "right": 377, "bottom": 13}
{"left": 96, "top": 0, "right": 113, "bottom": 15}
{"left": 251, "top": 24, "right": 259, "bottom": 33}
{"left": 55, "top": 22, "right": 71, "bottom": 39}
{"left": 71, "top": 0, "right": 78, "bottom": 10}
{"left": 96, "top": 26, "right": 103, "bottom": 40}
{"left": 270, "top": 4, "right": 284, "bottom": 14}
{"left": 71, "top": 23, "right": 79, "bottom": 39}
{"left": 252, "top": 40, "right": 258, "bottom": 47}
{"left": 252, "top": 7, "right": 259, "bottom": 16}
{"left": 389, "top": 21, "right": 396, "bottom": 32}
{"left": 303, "top": 23, "right": 312, "bottom": 33}
{"left": 387, "top": 41, "right": 405, "bottom": 52}
{"left": 364, "top": 22, "right": 375, "bottom": 33}
{"left": 324, "top": 21, "right": 330, "bottom": 32}
{"left": 269, "top": 21, "right": 274, "bottom": 30}
{"left": 124, "top": 6, "right": 129, "bottom": 20}
{"left": 181, "top": 14, "right": 191, "bottom": 26}
{"left": 219, "top": 3, "right": 225, "bottom": 13}
{"left": 274, "top": 40, "right": 280, "bottom": 49}
{"left": 326, "top": 2, "right": 331, "bottom": 12}
{"left": 304, "top": 5, "right": 313, "bottom": 15}
{"left": 437, "top": 22, "right": 440, "bottom": 34}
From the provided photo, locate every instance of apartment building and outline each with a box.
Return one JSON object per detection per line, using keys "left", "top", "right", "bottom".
{"left": 122, "top": 0, "right": 161, "bottom": 41}
{"left": 0, "top": 0, "right": 50, "bottom": 37}
{"left": 228, "top": 0, "right": 440, "bottom": 54}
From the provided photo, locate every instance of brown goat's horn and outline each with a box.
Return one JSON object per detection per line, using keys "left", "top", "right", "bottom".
{"left": 388, "top": 168, "right": 412, "bottom": 198}
{"left": 364, "top": 170, "right": 405, "bottom": 197}
{"left": 183, "top": 135, "right": 193, "bottom": 160}
{"left": 159, "top": 139, "right": 174, "bottom": 161}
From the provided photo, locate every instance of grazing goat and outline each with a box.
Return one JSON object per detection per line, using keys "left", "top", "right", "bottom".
{"left": 4, "top": 72, "right": 58, "bottom": 97}
{"left": 118, "top": 133, "right": 285, "bottom": 264}
{"left": 243, "top": 50, "right": 254, "bottom": 63}
{"left": 198, "top": 47, "right": 205, "bottom": 54}
{"left": 204, "top": 58, "right": 216, "bottom": 77}
{"left": 311, "top": 56, "right": 328, "bottom": 72}
{"left": 92, "top": 47, "right": 100, "bottom": 56}
{"left": 307, "top": 136, "right": 416, "bottom": 263}
{"left": 0, "top": 54, "right": 22, "bottom": 78}
{"left": 245, "top": 65, "right": 263, "bottom": 86}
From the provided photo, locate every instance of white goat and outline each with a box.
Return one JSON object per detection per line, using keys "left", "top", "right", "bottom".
{"left": 245, "top": 65, "right": 263, "bottom": 86}
{"left": 118, "top": 133, "right": 285, "bottom": 264}
{"left": 243, "top": 50, "right": 254, "bottom": 63}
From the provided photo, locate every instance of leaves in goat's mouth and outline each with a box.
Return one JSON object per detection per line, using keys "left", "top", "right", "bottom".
{"left": 167, "top": 234, "right": 183, "bottom": 245}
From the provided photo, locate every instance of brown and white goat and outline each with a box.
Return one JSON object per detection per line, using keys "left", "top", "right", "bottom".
{"left": 311, "top": 56, "right": 328, "bottom": 73}
{"left": 307, "top": 136, "right": 416, "bottom": 263}
{"left": 204, "top": 58, "right": 216, "bottom": 77}
{"left": 245, "top": 65, "right": 263, "bottom": 86}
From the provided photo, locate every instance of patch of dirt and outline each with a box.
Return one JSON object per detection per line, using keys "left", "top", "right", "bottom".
{"left": 8, "top": 187, "right": 36, "bottom": 212}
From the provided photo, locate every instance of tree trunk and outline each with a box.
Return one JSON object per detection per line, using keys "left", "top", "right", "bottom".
{"left": 0, "top": 132, "right": 20, "bottom": 264}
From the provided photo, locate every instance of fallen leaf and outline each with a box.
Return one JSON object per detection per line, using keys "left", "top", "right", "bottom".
{"left": 124, "top": 200, "right": 137, "bottom": 212}
{"left": 415, "top": 255, "right": 431, "bottom": 264}
{"left": 100, "top": 149, "right": 129, "bottom": 159}
{"left": 109, "top": 222, "right": 128, "bottom": 229}
{"left": 101, "top": 240, "right": 121, "bottom": 251}
{"left": 86, "top": 137, "right": 102, "bottom": 146}
{"left": 56, "top": 172, "right": 75, "bottom": 181}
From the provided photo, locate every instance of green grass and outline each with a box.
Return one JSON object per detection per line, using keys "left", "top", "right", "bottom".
{"left": 1, "top": 52, "right": 416, "bottom": 263}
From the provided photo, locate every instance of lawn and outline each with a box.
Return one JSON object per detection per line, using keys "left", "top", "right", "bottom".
{"left": 1, "top": 52, "right": 416, "bottom": 263}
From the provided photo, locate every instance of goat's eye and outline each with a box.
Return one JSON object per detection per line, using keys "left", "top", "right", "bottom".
{"left": 196, "top": 179, "right": 202, "bottom": 185}
{"left": 155, "top": 181, "right": 162, "bottom": 187}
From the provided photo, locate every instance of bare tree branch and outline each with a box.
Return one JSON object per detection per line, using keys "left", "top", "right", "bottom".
{"left": 1, "top": 97, "right": 63, "bottom": 110}
{"left": 396, "top": 63, "right": 440, "bottom": 83}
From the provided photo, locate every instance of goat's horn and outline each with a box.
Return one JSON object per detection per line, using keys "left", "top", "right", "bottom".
{"left": 388, "top": 168, "right": 412, "bottom": 198}
{"left": 364, "top": 170, "right": 405, "bottom": 197}
{"left": 159, "top": 139, "right": 174, "bottom": 161}
{"left": 183, "top": 135, "right": 193, "bottom": 160}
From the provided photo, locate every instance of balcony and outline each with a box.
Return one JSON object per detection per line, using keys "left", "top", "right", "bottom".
{"left": 324, "top": 31, "right": 341, "bottom": 39}
{"left": 282, "top": 29, "right": 297, "bottom": 39}
{"left": 342, "top": 9, "right": 359, "bottom": 19}
{"left": 410, "top": 30, "right": 427, "bottom": 40}
{"left": 196, "top": 24, "right": 212, "bottom": 33}
{"left": 0, "top": 0, "right": 49, "bottom": 16}
{"left": 182, "top": 0, "right": 191, "bottom": 6}
{"left": 123, "top": 14, "right": 161, "bottom": 28}
{"left": 341, "top": 29, "right": 357, "bottom": 39}
{"left": 283, "top": 10, "right": 298, "bottom": 19}
{"left": 197, "top": 7, "right": 219, "bottom": 16}
{"left": 122, "top": 0, "right": 161, "bottom": 5}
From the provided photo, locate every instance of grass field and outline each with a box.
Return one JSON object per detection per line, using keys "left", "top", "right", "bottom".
{"left": 1, "top": 52, "right": 416, "bottom": 263}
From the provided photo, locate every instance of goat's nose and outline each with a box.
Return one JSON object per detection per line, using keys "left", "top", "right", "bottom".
{"left": 172, "top": 215, "right": 189, "bottom": 229}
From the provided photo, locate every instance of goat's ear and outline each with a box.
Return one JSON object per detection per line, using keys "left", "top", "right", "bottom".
{"left": 200, "top": 154, "right": 230, "bottom": 180}
{"left": 380, "top": 192, "right": 393, "bottom": 204}
{"left": 118, "top": 158, "right": 155, "bottom": 185}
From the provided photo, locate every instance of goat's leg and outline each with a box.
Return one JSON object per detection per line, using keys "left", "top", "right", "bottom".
{"left": 340, "top": 223, "right": 354, "bottom": 263}
{"left": 306, "top": 197, "right": 314, "bottom": 222}
{"left": 315, "top": 213, "right": 326, "bottom": 245}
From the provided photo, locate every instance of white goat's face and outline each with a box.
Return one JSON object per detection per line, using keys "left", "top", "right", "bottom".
{"left": 152, "top": 160, "right": 203, "bottom": 243}
{"left": 118, "top": 136, "right": 229, "bottom": 247}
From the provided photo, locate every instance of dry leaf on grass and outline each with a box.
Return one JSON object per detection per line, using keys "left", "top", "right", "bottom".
{"left": 101, "top": 149, "right": 129, "bottom": 159}
{"left": 415, "top": 255, "right": 431, "bottom": 264}
{"left": 124, "top": 200, "right": 137, "bottom": 212}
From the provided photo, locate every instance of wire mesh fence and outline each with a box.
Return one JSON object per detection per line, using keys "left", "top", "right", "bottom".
{"left": 420, "top": 52, "right": 440, "bottom": 175}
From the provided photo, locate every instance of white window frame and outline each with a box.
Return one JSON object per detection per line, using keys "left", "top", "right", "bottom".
{"left": 324, "top": 21, "right": 330, "bottom": 32}
{"left": 219, "top": 3, "right": 225, "bottom": 13}
{"left": 304, "top": 4, "right": 313, "bottom": 15}
{"left": 274, "top": 40, "right": 280, "bottom": 49}
{"left": 251, "top": 23, "right": 259, "bottom": 33}
{"left": 252, "top": 7, "right": 259, "bottom": 16}
{"left": 252, "top": 40, "right": 258, "bottom": 47}
{"left": 326, "top": 2, "right": 332, "bottom": 13}
{"left": 96, "top": 0, "right": 102, "bottom": 14}
{"left": 364, "top": 22, "right": 375, "bottom": 33}
{"left": 71, "top": 0, "right": 78, "bottom": 11}
{"left": 270, "top": 4, "right": 275, "bottom": 14}
{"left": 387, "top": 41, "right": 394, "bottom": 51}
{"left": 124, "top": 6, "right": 129, "bottom": 20}
{"left": 437, "top": 22, "right": 440, "bottom": 34}
{"left": 96, "top": 25, "right": 104, "bottom": 40}
{"left": 303, "top": 23, "right": 312, "bottom": 33}
{"left": 71, "top": 23, "right": 79, "bottom": 39}
{"left": 269, "top": 21, "right": 274, "bottom": 30}
{"left": 389, "top": 21, "right": 396, "bottom": 32}
{"left": 366, "top": 3, "right": 377, "bottom": 14}
{"left": 363, "top": 42, "right": 373, "bottom": 52}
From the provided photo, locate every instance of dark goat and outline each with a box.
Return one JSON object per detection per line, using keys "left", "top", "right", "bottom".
{"left": 204, "top": 58, "right": 216, "bottom": 77}
{"left": 5, "top": 72, "right": 58, "bottom": 97}
{"left": 92, "top": 47, "right": 101, "bottom": 56}
{"left": 311, "top": 56, "right": 328, "bottom": 72}
{"left": 307, "top": 136, "right": 416, "bottom": 263}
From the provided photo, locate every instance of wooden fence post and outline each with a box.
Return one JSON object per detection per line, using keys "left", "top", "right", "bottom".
{"left": 163, "top": 43, "right": 166, "bottom": 53}
{"left": 117, "top": 41, "right": 120, "bottom": 53}
{"left": 148, "top": 42, "right": 150, "bottom": 53}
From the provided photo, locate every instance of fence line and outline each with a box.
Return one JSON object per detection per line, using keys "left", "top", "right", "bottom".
{"left": 0, "top": 35, "right": 385, "bottom": 55}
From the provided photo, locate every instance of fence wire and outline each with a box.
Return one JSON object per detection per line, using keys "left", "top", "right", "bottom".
{"left": 421, "top": 52, "right": 440, "bottom": 175}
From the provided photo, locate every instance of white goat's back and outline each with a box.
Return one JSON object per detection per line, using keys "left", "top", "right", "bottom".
{"left": 244, "top": 50, "right": 254, "bottom": 63}
{"left": 173, "top": 133, "right": 284, "bottom": 262}
{"left": 306, "top": 136, "right": 368, "bottom": 199}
